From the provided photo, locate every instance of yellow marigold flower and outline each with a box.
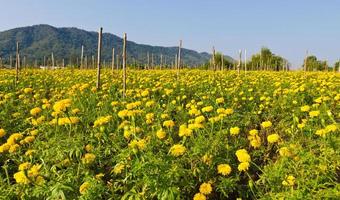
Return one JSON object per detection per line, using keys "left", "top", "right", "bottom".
{"left": 23, "top": 88, "right": 33, "bottom": 94}
{"left": 224, "top": 108, "right": 234, "bottom": 115}
{"left": 193, "top": 193, "right": 206, "bottom": 200}
{"left": 238, "top": 162, "right": 250, "bottom": 172}
{"left": 282, "top": 175, "right": 295, "bottom": 186}
{"left": 217, "top": 164, "right": 232, "bottom": 176}
{"left": 163, "top": 120, "right": 175, "bottom": 128}
{"left": 93, "top": 115, "right": 112, "bottom": 127}
{"left": 112, "top": 163, "right": 125, "bottom": 174}
{"left": 28, "top": 164, "right": 41, "bottom": 177}
{"left": 297, "top": 123, "right": 305, "bottom": 129}
{"left": 79, "top": 181, "right": 90, "bottom": 194}
{"left": 216, "top": 97, "right": 224, "bottom": 104}
{"left": 267, "top": 134, "right": 280, "bottom": 143}
{"left": 315, "top": 129, "right": 327, "bottom": 137}
{"left": 19, "top": 162, "right": 31, "bottom": 171}
{"left": 309, "top": 110, "right": 320, "bottom": 118}
{"left": 25, "top": 149, "right": 36, "bottom": 156}
{"left": 30, "top": 107, "right": 42, "bottom": 116}
{"left": 300, "top": 105, "right": 310, "bottom": 112}
{"left": 248, "top": 129, "right": 258, "bottom": 136}
{"left": 95, "top": 173, "right": 104, "bottom": 179}
{"left": 199, "top": 182, "right": 212, "bottom": 195}
{"left": 169, "top": 144, "right": 186, "bottom": 156}
{"left": 141, "top": 90, "right": 149, "bottom": 97}
{"left": 14, "top": 171, "right": 30, "bottom": 184}
{"left": 261, "top": 121, "right": 272, "bottom": 128}
{"left": 279, "top": 147, "right": 291, "bottom": 157}
{"left": 9, "top": 144, "right": 20, "bottom": 153}
{"left": 85, "top": 144, "right": 93, "bottom": 152}
{"left": 156, "top": 129, "right": 166, "bottom": 139}
{"left": 0, "top": 128, "right": 6, "bottom": 138}
{"left": 71, "top": 108, "right": 80, "bottom": 114}
{"left": 179, "top": 124, "right": 193, "bottom": 137}
{"left": 82, "top": 153, "right": 96, "bottom": 164}
{"left": 235, "top": 149, "right": 251, "bottom": 163}
{"left": 202, "top": 106, "right": 214, "bottom": 113}
{"left": 161, "top": 113, "right": 169, "bottom": 119}
{"left": 194, "top": 115, "right": 205, "bottom": 124}
{"left": 249, "top": 136, "right": 261, "bottom": 148}
{"left": 202, "top": 154, "right": 212, "bottom": 165}
{"left": 53, "top": 99, "right": 72, "bottom": 112}
{"left": 325, "top": 124, "right": 337, "bottom": 133}
{"left": 0, "top": 143, "right": 11, "bottom": 153}
{"left": 230, "top": 127, "right": 240, "bottom": 136}
{"left": 24, "top": 136, "right": 35, "bottom": 143}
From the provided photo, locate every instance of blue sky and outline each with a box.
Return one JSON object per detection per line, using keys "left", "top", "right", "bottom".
{"left": 1, "top": 0, "right": 340, "bottom": 68}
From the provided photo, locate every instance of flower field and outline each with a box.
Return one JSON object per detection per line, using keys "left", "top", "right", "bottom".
{"left": 0, "top": 69, "right": 339, "bottom": 199}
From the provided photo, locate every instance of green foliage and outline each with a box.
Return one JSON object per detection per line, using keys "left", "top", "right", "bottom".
{"left": 0, "top": 25, "right": 211, "bottom": 67}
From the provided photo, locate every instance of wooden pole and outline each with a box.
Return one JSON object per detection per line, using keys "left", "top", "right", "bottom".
{"left": 244, "top": 49, "right": 247, "bottom": 72}
{"left": 237, "top": 50, "right": 241, "bottom": 76}
{"left": 212, "top": 46, "right": 215, "bottom": 71}
{"left": 10, "top": 55, "right": 13, "bottom": 69}
{"left": 175, "top": 54, "right": 177, "bottom": 70}
{"left": 151, "top": 53, "right": 154, "bottom": 69}
{"left": 15, "top": 42, "right": 19, "bottom": 82}
{"left": 62, "top": 58, "right": 65, "bottom": 67}
{"left": 147, "top": 52, "right": 150, "bottom": 70}
{"left": 80, "top": 45, "right": 84, "bottom": 69}
{"left": 177, "top": 40, "right": 182, "bottom": 76}
{"left": 160, "top": 54, "right": 163, "bottom": 69}
{"left": 51, "top": 53, "right": 55, "bottom": 67}
{"left": 23, "top": 56, "right": 26, "bottom": 69}
{"left": 116, "top": 54, "right": 119, "bottom": 70}
{"left": 96, "top": 27, "right": 103, "bottom": 90}
{"left": 112, "top": 48, "right": 115, "bottom": 76}
{"left": 122, "top": 33, "right": 127, "bottom": 98}
{"left": 221, "top": 53, "right": 224, "bottom": 71}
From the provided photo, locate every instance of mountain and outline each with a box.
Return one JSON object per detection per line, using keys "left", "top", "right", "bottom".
{"left": 0, "top": 24, "right": 233, "bottom": 67}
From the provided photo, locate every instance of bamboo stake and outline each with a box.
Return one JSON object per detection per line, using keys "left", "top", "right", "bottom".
{"left": 116, "top": 54, "right": 119, "bottom": 70}
{"left": 237, "top": 50, "right": 241, "bottom": 76}
{"left": 160, "top": 54, "right": 163, "bottom": 70}
{"left": 122, "top": 33, "right": 127, "bottom": 98}
{"left": 221, "top": 53, "right": 224, "bottom": 71}
{"left": 81, "top": 45, "right": 84, "bottom": 69}
{"left": 177, "top": 40, "right": 182, "bottom": 76}
{"left": 244, "top": 49, "right": 247, "bottom": 73}
{"left": 51, "top": 53, "right": 55, "bottom": 67}
{"left": 15, "top": 42, "right": 19, "bottom": 82}
{"left": 112, "top": 48, "right": 115, "bottom": 76}
{"left": 147, "top": 52, "right": 150, "bottom": 70}
{"left": 10, "top": 55, "right": 12, "bottom": 69}
{"left": 96, "top": 27, "right": 103, "bottom": 90}
{"left": 212, "top": 46, "right": 215, "bottom": 71}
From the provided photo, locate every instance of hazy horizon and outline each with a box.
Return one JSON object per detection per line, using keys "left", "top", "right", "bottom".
{"left": 1, "top": 0, "right": 340, "bottom": 68}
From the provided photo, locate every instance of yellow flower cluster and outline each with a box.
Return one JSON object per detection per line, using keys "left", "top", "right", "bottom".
{"left": 170, "top": 144, "right": 186, "bottom": 156}
{"left": 217, "top": 164, "right": 232, "bottom": 176}
{"left": 93, "top": 115, "right": 112, "bottom": 127}
{"left": 248, "top": 129, "right": 261, "bottom": 148}
{"left": 235, "top": 149, "right": 251, "bottom": 172}
{"left": 14, "top": 162, "right": 44, "bottom": 185}
{"left": 53, "top": 99, "right": 72, "bottom": 112}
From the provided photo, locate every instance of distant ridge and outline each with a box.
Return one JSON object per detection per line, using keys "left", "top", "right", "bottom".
{"left": 0, "top": 24, "right": 233, "bottom": 66}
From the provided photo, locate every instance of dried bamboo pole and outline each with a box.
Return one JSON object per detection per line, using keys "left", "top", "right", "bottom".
{"left": 96, "top": 27, "right": 103, "bottom": 90}
{"left": 177, "top": 40, "right": 182, "bottom": 76}
{"left": 160, "top": 54, "right": 163, "bottom": 70}
{"left": 10, "top": 55, "right": 13, "bottom": 69}
{"left": 147, "top": 52, "right": 150, "bottom": 70}
{"left": 244, "top": 49, "right": 247, "bottom": 73}
{"left": 122, "top": 33, "right": 127, "bottom": 98}
{"left": 212, "top": 46, "right": 216, "bottom": 71}
{"left": 15, "top": 42, "right": 19, "bottom": 82}
{"left": 81, "top": 45, "right": 84, "bottom": 69}
{"left": 221, "top": 53, "right": 224, "bottom": 71}
{"left": 51, "top": 53, "right": 55, "bottom": 67}
{"left": 237, "top": 50, "right": 241, "bottom": 76}
{"left": 111, "top": 48, "right": 115, "bottom": 76}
